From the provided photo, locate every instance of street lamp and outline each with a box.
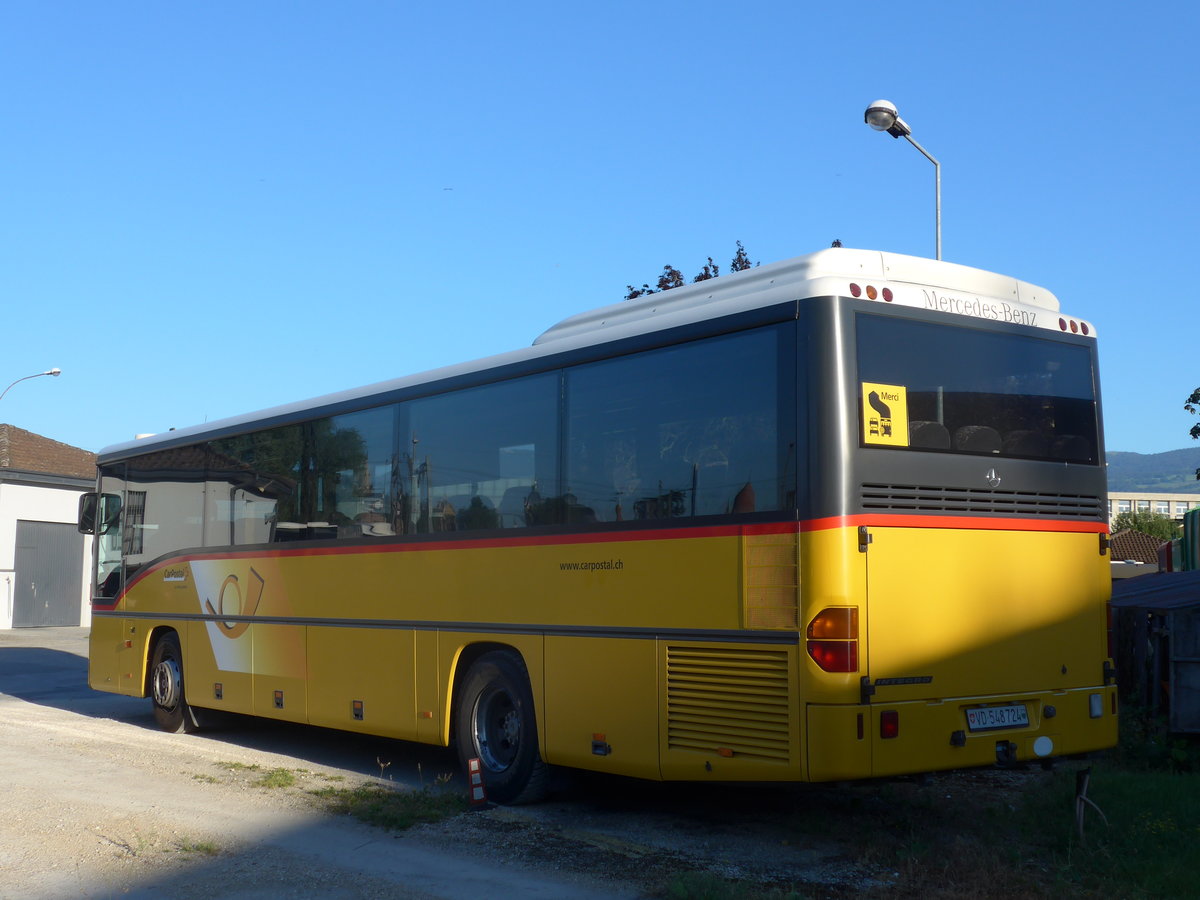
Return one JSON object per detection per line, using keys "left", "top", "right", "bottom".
{"left": 864, "top": 99, "right": 941, "bottom": 260}
{"left": 0, "top": 368, "right": 62, "bottom": 402}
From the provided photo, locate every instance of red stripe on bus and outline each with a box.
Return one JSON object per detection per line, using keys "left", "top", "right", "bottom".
{"left": 800, "top": 514, "right": 1107, "bottom": 534}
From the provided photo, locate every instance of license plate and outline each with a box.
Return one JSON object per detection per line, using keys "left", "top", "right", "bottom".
{"left": 964, "top": 703, "right": 1029, "bottom": 732}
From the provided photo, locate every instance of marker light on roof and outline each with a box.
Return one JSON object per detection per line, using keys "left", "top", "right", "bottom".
{"left": 849, "top": 283, "right": 862, "bottom": 298}
{"left": 882, "top": 288, "right": 893, "bottom": 302}
{"left": 865, "top": 285, "right": 878, "bottom": 300}
{"left": 1058, "top": 317, "right": 1085, "bottom": 333}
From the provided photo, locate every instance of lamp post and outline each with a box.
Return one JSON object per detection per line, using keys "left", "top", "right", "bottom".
{"left": 0, "top": 368, "right": 62, "bottom": 402}
{"left": 864, "top": 100, "right": 941, "bottom": 260}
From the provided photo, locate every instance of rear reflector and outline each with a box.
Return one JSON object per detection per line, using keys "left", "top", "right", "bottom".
{"left": 880, "top": 710, "right": 899, "bottom": 739}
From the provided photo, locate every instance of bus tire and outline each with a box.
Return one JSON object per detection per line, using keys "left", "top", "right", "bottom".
{"left": 456, "top": 650, "right": 548, "bottom": 805}
{"left": 149, "top": 632, "right": 200, "bottom": 734}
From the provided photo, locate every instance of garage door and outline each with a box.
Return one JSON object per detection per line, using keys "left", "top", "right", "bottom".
{"left": 13, "top": 520, "right": 84, "bottom": 627}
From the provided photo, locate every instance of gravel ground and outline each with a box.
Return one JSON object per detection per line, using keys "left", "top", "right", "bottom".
{"left": 0, "top": 628, "right": 882, "bottom": 899}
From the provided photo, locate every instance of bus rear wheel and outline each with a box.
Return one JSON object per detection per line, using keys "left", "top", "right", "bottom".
{"left": 150, "top": 632, "right": 200, "bottom": 734}
{"left": 456, "top": 650, "right": 547, "bottom": 805}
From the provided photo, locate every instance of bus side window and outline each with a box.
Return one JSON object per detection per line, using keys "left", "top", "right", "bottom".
{"left": 565, "top": 326, "right": 785, "bottom": 522}
{"left": 408, "top": 373, "right": 560, "bottom": 533}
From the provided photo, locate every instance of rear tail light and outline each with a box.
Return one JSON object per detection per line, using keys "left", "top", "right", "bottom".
{"left": 807, "top": 640, "right": 859, "bottom": 672}
{"left": 807, "top": 607, "right": 859, "bottom": 673}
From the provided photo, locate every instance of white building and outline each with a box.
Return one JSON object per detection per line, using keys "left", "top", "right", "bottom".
{"left": 1107, "top": 491, "right": 1200, "bottom": 527}
{"left": 0, "top": 425, "right": 95, "bottom": 628}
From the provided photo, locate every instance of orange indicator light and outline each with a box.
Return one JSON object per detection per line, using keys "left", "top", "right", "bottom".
{"left": 807, "top": 607, "right": 858, "bottom": 639}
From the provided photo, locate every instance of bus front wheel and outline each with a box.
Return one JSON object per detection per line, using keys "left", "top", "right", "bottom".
{"left": 149, "top": 632, "right": 200, "bottom": 734}
{"left": 456, "top": 650, "right": 548, "bottom": 805}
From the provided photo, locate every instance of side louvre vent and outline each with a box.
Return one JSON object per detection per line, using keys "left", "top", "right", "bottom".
{"left": 861, "top": 483, "right": 1104, "bottom": 520}
{"left": 665, "top": 646, "right": 791, "bottom": 762}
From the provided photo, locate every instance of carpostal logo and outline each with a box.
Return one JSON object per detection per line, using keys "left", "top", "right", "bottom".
{"left": 203, "top": 568, "right": 265, "bottom": 639}
{"left": 922, "top": 289, "right": 1037, "bottom": 327}
{"left": 162, "top": 567, "right": 188, "bottom": 583}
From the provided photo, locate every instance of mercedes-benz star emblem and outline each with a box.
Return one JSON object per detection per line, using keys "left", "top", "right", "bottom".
{"left": 985, "top": 468, "right": 1001, "bottom": 489}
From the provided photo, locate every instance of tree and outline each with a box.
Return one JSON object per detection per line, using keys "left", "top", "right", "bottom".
{"left": 692, "top": 257, "right": 719, "bottom": 283}
{"left": 729, "top": 240, "right": 753, "bottom": 272}
{"left": 656, "top": 265, "right": 685, "bottom": 291}
{"left": 625, "top": 242, "right": 757, "bottom": 300}
{"left": 1111, "top": 510, "right": 1180, "bottom": 543}
{"left": 1187, "top": 387, "right": 1200, "bottom": 479}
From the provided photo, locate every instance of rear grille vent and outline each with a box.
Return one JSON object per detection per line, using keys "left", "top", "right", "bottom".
{"left": 665, "top": 646, "right": 791, "bottom": 762}
{"left": 861, "top": 483, "right": 1104, "bottom": 519}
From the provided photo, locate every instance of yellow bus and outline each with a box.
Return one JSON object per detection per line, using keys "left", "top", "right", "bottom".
{"left": 81, "top": 247, "right": 1117, "bottom": 803}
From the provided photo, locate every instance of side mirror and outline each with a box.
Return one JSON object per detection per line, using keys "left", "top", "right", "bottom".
{"left": 78, "top": 493, "right": 121, "bottom": 535}
{"left": 78, "top": 493, "right": 98, "bottom": 534}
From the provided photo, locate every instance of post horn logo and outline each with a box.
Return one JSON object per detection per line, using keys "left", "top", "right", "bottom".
{"left": 203, "top": 568, "right": 264, "bottom": 639}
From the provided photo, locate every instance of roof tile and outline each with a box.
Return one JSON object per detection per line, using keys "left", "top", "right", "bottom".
{"left": 0, "top": 424, "right": 96, "bottom": 480}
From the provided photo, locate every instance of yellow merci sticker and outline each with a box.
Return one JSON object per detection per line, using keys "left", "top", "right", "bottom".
{"left": 861, "top": 383, "right": 909, "bottom": 446}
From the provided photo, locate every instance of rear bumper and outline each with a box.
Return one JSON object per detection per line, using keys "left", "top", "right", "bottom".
{"left": 806, "top": 684, "right": 1118, "bottom": 781}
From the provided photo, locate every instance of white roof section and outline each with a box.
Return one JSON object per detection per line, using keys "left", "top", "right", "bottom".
{"left": 101, "top": 248, "right": 1088, "bottom": 460}
{"left": 535, "top": 247, "right": 1076, "bottom": 345}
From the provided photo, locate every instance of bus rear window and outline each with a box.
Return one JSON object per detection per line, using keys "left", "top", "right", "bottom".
{"left": 855, "top": 315, "right": 1099, "bottom": 464}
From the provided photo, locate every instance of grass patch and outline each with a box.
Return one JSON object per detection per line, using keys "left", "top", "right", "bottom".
{"left": 831, "top": 763, "right": 1200, "bottom": 898}
{"left": 255, "top": 767, "right": 298, "bottom": 789}
{"left": 217, "top": 761, "right": 261, "bottom": 772}
{"left": 662, "top": 706, "right": 1200, "bottom": 900}
{"left": 174, "top": 837, "right": 220, "bottom": 856}
{"left": 207, "top": 759, "right": 464, "bottom": 831}
{"left": 309, "top": 782, "right": 467, "bottom": 831}
{"left": 665, "top": 873, "right": 806, "bottom": 900}
{"left": 1026, "top": 766, "right": 1200, "bottom": 898}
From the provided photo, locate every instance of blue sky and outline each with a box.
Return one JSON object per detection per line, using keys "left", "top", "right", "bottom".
{"left": 0, "top": 2, "right": 1195, "bottom": 457}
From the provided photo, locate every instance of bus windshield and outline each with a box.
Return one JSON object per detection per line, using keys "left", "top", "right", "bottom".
{"left": 856, "top": 314, "right": 1099, "bottom": 464}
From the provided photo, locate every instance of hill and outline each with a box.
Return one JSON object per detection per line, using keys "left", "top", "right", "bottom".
{"left": 1106, "top": 447, "right": 1200, "bottom": 493}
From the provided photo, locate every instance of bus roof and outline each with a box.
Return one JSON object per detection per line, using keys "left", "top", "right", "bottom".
{"left": 98, "top": 248, "right": 1085, "bottom": 462}
{"left": 534, "top": 247, "right": 1066, "bottom": 345}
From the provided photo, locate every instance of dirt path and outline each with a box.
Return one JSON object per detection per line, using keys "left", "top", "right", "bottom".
{"left": 0, "top": 629, "right": 645, "bottom": 899}
{"left": 0, "top": 628, "right": 874, "bottom": 899}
